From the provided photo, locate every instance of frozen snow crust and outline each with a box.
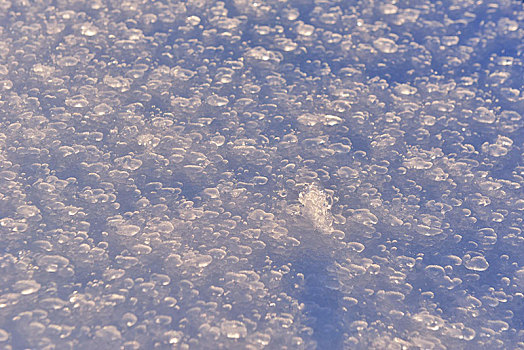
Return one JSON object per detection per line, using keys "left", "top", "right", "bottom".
{"left": 0, "top": 0, "right": 522, "bottom": 349}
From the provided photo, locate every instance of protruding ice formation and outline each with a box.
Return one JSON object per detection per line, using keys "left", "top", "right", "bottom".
{"left": 299, "top": 183, "right": 334, "bottom": 234}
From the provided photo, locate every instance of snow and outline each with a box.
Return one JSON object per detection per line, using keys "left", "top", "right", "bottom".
{"left": 0, "top": 0, "right": 523, "bottom": 349}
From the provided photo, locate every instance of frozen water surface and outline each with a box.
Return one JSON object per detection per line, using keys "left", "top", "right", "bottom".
{"left": 0, "top": 0, "right": 523, "bottom": 349}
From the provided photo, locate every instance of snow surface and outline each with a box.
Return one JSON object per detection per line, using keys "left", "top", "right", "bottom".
{"left": 0, "top": 0, "right": 523, "bottom": 349}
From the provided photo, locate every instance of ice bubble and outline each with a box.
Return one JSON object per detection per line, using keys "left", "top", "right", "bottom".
{"left": 473, "top": 107, "right": 496, "bottom": 124}
{"left": 349, "top": 209, "right": 378, "bottom": 227}
{"left": 275, "top": 38, "right": 298, "bottom": 52}
{"left": 13, "top": 280, "right": 41, "bottom": 295}
{"left": 413, "top": 311, "right": 445, "bottom": 331}
{"left": 186, "top": 15, "right": 201, "bottom": 26}
{"left": 203, "top": 188, "right": 220, "bottom": 198}
{"left": 0, "top": 329, "right": 8, "bottom": 342}
{"left": 221, "top": 320, "right": 247, "bottom": 339}
{"left": 441, "top": 36, "right": 459, "bottom": 46}
{"left": 65, "top": 95, "right": 89, "bottom": 108}
{"left": 296, "top": 23, "right": 315, "bottom": 36}
{"left": 347, "top": 242, "right": 365, "bottom": 253}
{"left": 93, "top": 103, "right": 113, "bottom": 116}
{"left": 166, "top": 330, "right": 183, "bottom": 344}
{"left": 380, "top": 4, "right": 398, "bottom": 14}
{"left": 194, "top": 254, "right": 212, "bottom": 268}
{"left": 476, "top": 228, "right": 497, "bottom": 246}
{"left": 514, "top": 268, "right": 524, "bottom": 287}
{"left": 425, "top": 265, "right": 446, "bottom": 279}
{"left": 57, "top": 56, "right": 79, "bottom": 67}
{"left": 116, "top": 224, "right": 140, "bottom": 237}
{"left": 39, "top": 298, "right": 67, "bottom": 310}
{"left": 115, "top": 156, "right": 143, "bottom": 171}
{"left": 373, "top": 38, "right": 398, "bottom": 53}
{"left": 171, "top": 66, "right": 196, "bottom": 80}
{"left": 121, "top": 313, "right": 138, "bottom": 328}
{"left": 0, "top": 171, "right": 16, "bottom": 180}
{"left": 0, "top": 79, "right": 12, "bottom": 90}
{"left": 206, "top": 95, "right": 229, "bottom": 107}
{"left": 32, "top": 240, "right": 53, "bottom": 251}
{"left": 16, "top": 205, "right": 40, "bottom": 218}
{"left": 246, "top": 47, "right": 282, "bottom": 64}
{"left": 283, "top": 8, "right": 299, "bottom": 20}
{"left": 156, "top": 221, "right": 174, "bottom": 234}
{"left": 464, "top": 255, "right": 489, "bottom": 272}
{"left": 297, "top": 113, "right": 321, "bottom": 126}
{"left": 253, "top": 176, "right": 268, "bottom": 185}
{"left": 248, "top": 209, "right": 274, "bottom": 221}
{"left": 487, "top": 320, "right": 509, "bottom": 333}
{"left": 497, "top": 17, "right": 518, "bottom": 33}
{"left": 37, "top": 255, "right": 69, "bottom": 272}
{"left": 337, "top": 166, "right": 359, "bottom": 179}
{"left": 131, "top": 244, "right": 152, "bottom": 255}
{"left": 94, "top": 325, "right": 122, "bottom": 341}
{"left": 164, "top": 254, "right": 184, "bottom": 270}
{"left": 80, "top": 22, "right": 98, "bottom": 36}
{"left": 151, "top": 273, "right": 171, "bottom": 286}
{"left": 403, "top": 157, "right": 433, "bottom": 170}
{"left": 394, "top": 84, "right": 417, "bottom": 95}
{"left": 325, "top": 115, "right": 343, "bottom": 126}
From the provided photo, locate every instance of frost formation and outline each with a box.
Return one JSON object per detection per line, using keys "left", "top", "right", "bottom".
{"left": 299, "top": 183, "right": 334, "bottom": 234}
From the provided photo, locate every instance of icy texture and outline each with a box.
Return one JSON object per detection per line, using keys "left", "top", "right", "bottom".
{"left": 0, "top": 0, "right": 522, "bottom": 349}
{"left": 299, "top": 184, "right": 334, "bottom": 234}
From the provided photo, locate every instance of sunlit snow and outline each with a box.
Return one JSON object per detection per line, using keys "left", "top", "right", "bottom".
{"left": 0, "top": 0, "right": 523, "bottom": 349}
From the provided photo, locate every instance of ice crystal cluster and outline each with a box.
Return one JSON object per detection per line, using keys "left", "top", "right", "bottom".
{"left": 299, "top": 184, "right": 334, "bottom": 234}
{"left": 0, "top": 0, "right": 522, "bottom": 349}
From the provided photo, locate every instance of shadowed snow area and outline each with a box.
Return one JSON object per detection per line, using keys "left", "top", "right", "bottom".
{"left": 0, "top": 0, "right": 523, "bottom": 349}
